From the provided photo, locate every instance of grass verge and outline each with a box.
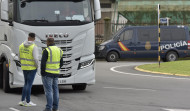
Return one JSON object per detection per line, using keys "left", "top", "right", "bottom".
{"left": 137, "top": 60, "right": 190, "bottom": 76}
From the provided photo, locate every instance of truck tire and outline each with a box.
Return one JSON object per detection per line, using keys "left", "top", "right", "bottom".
{"left": 72, "top": 84, "right": 86, "bottom": 91}
{"left": 106, "top": 51, "right": 119, "bottom": 62}
{"left": 0, "top": 63, "right": 3, "bottom": 88}
{"left": 166, "top": 51, "right": 178, "bottom": 62}
{"left": 3, "top": 61, "right": 11, "bottom": 93}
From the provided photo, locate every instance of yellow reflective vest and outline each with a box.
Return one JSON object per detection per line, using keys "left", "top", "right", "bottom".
{"left": 45, "top": 46, "right": 63, "bottom": 74}
{"left": 19, "top": 43, "right": 37, "bottom": 70}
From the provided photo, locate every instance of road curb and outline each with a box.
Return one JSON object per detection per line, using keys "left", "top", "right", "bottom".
{"left": 135, "top": 66, "right": 190, "bottom": 77}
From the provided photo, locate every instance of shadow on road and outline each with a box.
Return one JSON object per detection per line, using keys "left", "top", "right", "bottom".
{"left": 0, "top": 85, "right": 90, "bottom": 95}
{"left": 0, "top": 86, "right": 44, "bottom": 95}
{"left": 59, "top": 86, "right": 91, "bottom": 94}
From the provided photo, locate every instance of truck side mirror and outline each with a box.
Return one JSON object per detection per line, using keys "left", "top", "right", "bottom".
{"left": 1, "top": 0, "right": 13, "bottom": 26}
{"left": 94, "top": 0, "right": 101, "bottom": 21}
{"left": 21, "top": 2, "right": 26, "bottom": 8}
{"left": 1, "top": 0, "right": 9, "bottom": 21}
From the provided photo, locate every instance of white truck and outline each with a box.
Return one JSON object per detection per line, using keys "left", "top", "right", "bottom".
{"left": 0, "top": 0, "right": 101, "bottom": 93}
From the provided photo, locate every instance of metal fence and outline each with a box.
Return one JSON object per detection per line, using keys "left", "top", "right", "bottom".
{"left": 95, "top": 21, "right": 127, "bottom": 45}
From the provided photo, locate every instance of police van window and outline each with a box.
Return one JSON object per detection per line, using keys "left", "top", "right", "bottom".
{"left": 119, "top": 31, "right": 125, "bottom": 41}
{"left": 120, "top": 30, "right": 133, "bottom": 41}
{"left": 160, "top": 29, "right": 171, "bottom": 41}
{"left": 171, "top": 29, "right": 186, "bottom": 41}
{"left": 138, "top": 29, "right": 158, "bottom": 41}
{"left": 138, "top": 29, "right": 149, "bottom": 41}
{"left": 124, "top": 30, "right": 133, "bottom": 41}
{"left": 149, "top": 29, "right": 158, "bottom": 41}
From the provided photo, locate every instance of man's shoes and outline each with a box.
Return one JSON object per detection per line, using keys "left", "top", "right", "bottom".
{"left": 52, "top": 109, "right": 59, "bottom": 111}
{"left": 18, "top": 101, "right": 25, "bottom": 106}
{"left": 25, "top": 101, "right": 37, "bottom": 106}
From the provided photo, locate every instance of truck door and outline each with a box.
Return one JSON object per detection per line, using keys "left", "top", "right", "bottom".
{"left": 135, "top": 28, "right": 158, "bottom": 58}
{"left": 117, "top": 29, "right": 135, "bottom": 58}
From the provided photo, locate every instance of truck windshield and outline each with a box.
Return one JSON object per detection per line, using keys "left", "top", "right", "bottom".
{"left": 16, "top": 0, "right": 92, "bottom": 26}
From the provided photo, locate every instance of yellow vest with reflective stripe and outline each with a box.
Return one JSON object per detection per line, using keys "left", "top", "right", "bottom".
{"left": 19, "top": 43, "right": 36, "bottom": 70}
{"left": 45, "top": 46, "right": 63, "bottom": 74}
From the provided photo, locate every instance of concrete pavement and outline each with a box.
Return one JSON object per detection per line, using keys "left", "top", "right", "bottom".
{"left": 1, "top": 61, "right": 190, "bottom": 111}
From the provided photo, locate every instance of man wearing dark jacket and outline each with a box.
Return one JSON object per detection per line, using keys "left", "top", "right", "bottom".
{"left": 41, "top": 37, "right": 63, "bottom": 111}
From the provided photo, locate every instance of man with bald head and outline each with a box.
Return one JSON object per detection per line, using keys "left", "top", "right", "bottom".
{"left": 41, "top": 37, "right": 63, "bottom": 111}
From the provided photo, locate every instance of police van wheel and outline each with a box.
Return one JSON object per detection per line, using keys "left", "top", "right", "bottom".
{"left": 106, "top": 51, "right": 119, "bottom": 62}
{"left": 166, "top": 51, "right": 178, "bottom": 62}
{"left": 72, "top": 84, "right": 86, "bottom": 91}
{"left": 3, "top": 61, "right": 11, "bottom": 93}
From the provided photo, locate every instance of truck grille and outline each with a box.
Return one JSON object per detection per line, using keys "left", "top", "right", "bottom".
{"left": 61, "top": 47, "right": 72, "bottom": 52}
{"left": 41, "top": 40, "right": 72, "bottom": 45}
{"left": 61, "top": 40, "right": 72, "bottom": 44}
{"left": 63, "top": 61, "right": 71, "bottom": 65}
{"left": 61, "top": 67, "right": 71, "bottom": 72}
{"left": 62, "top": 54, "right": 72, "bottom": 58}
{"left": 42, "top": 47, "right": 72, "bottom": 53}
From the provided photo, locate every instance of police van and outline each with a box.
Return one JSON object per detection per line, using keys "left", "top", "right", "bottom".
{"left": 97, "top": 25, "right": 190, "bottom": 62}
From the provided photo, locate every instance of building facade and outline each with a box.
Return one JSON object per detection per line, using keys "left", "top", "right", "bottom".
{"left": 118, "top": 0, "right": 190, "bottom": 26}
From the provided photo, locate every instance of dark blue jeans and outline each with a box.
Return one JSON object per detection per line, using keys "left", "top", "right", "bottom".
{"left": 42, "top": 75, "right": 59, "bottom": 110}
{"left": 21, "top": 69, "right": 37, "bottom": 103}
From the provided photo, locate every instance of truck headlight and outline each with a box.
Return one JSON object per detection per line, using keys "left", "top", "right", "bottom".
{"left": 78, "top": 59, "right": 95, "bottom": 69}
{"left": 99, "top": 45, "right": 105, "bottom": 50}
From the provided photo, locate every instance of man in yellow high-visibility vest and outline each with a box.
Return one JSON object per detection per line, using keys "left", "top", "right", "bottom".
{"left": 18, "top": 33, "right": 39, "bottom": 107}
{"left": 41, "top": 37, "right": 63, "bottom": 111}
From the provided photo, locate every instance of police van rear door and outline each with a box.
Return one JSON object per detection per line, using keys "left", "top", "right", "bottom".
{"left": 160, "top": 26, "right": 188, "bottom": 56}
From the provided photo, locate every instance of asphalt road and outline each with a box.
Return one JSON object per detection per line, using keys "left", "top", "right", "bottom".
{"left": 1, "top": 61, "right": 190, "bottom": 111}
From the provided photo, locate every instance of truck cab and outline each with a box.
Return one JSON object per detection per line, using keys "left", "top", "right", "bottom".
{"left": 0, "top": 0, "right": 101, "bottom": 93}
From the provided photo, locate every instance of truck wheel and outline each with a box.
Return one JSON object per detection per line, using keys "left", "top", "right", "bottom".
{"left": 166, "top": 51, "right": 178, "bottom": 62}
{"left": 106, "top": 51, "right": 119, "bottom": 62}
{"left": 0, "top": 63, "right": 3, "bottom": 88}
{"left": 3, "top": 61, "right": 11, "bottom": 93}
{"left": 72, "top": 84, "right": 86, "bottom": 91}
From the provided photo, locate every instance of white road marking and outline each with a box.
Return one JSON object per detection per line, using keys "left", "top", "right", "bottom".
{"left": 9, "top": 108, "right": 20, "bottom": 111}
{"left": 103, "top": 86, "right": 156, "bottom": 91}
{"left": 163, "top": 108, "right": 190, "bottom": 111}
{"left": 110, "top": 65, "right": 190, "bottom": 80}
